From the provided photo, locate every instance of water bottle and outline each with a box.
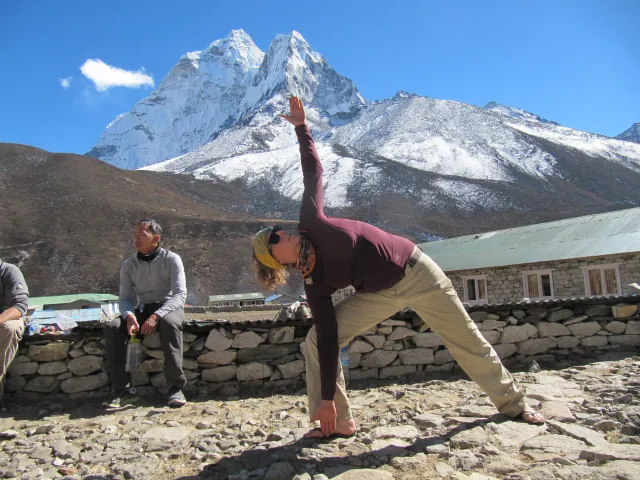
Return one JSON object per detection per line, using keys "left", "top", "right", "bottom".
{"left": 27, "top": 324, "right": 55, "bottom": 335}
{"left": 27, "top": 324, "right": 40, "bottom": 336}
{"left": 125, "top": 335, "right": 141, "bottom": 372}
{"left": 340, "top": 347, "right": 350, "bottom": 386}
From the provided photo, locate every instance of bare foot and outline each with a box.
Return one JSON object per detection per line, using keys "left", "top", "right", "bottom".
{"left": 304, "top": 419, "right": 357, "bottom": 438}
{"left": 519, "top": 410, "right": 546, "bottom": 425}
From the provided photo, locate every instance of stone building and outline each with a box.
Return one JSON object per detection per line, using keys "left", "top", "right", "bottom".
{"left": 419, "top": 207, "right": 640, "bottom": 305}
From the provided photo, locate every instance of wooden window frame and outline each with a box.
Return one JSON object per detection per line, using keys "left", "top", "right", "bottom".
{"left": 462, "top": 275, "right": 488, "bottom": 305}
{"left": 522, "top": 269, "right": 555, "bottom": 300}
{"left": 582, "top": 263, "right": 622, "bottom": 296}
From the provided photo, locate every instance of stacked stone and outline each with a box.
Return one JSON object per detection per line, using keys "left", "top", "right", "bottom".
{"left": 4, "top": 301, "right": 639, "bottom": 398}
{"left": 6, "top": 336, "right": 109, "bottom": 395}
{"left": 499, "top": 303, "right": 640, "bottom": 361}
{"left": 346, "top": 302, "right": 639, "bottom": 381}
{"left": 345, "top": 318, "right": 447, "bottom": 382}
{"left": 6, "top": 325, "right": 308, "bottom": 397}
{"left": 132, "top": 325, "right": 307, "bottom": 394}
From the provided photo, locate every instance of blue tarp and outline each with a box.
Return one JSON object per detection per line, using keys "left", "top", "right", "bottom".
{"left": 29, "top": 308, "right": 104, "bottom": 324}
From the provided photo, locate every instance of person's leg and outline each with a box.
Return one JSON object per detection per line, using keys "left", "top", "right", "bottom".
{"left": 400, "top": 252, "right": 537, "bottom": 419}
{"left": 0, "top": 319, "right": 25, "bottom": 398}
{"left": 158, "top": 308, "right": 186, "bottom": 390}
{"left": 103, "top": 315, "right": 131, "bottom": 391}
{"left": 305, "top": 291, "right": 402, "bottom": 437}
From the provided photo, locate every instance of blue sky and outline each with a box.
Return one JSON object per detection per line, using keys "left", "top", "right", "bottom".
{"left": 1, "top": 0, "right": 638, "bottom": 155}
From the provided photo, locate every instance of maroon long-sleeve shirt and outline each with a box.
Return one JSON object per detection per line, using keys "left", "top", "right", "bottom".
{"left": 295, "top": 124, "right": 415, "bottom": 400}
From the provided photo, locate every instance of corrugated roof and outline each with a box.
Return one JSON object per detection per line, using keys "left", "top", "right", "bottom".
{"left": 28, "top": 293, "right": 119, "bottom": 306}
{"left": 208, "top": 293, "right": 265, "bottom": 302}
{"left": 466, "top": 294, "right": 640, "bottom": 312}
{"left": 265, "top": 293, "right": 300, "bottom": 302}
{"left": 418, "top": 207, "right": 640, "bottom": 272}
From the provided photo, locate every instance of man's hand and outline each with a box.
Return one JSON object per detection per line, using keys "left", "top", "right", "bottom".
{"left": 281, "top": 96, "right": 306, "bottom": 127}
{"left": 140, "top": 313, "right": 159, "bottom": 336}
{"left": 311, "top": 400, "right": 337, "bottom": 437}
{"left": 126, "top": 314, "right": 140, "bottom": 336}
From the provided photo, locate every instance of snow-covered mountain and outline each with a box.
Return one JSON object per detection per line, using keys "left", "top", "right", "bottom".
{"left": 144, "top": 90, "right": 640, "bottom": 211}
{"left": 91, "top": 30, "right": 640, "bottom": 234}
{"left": 88, "top": 30, "right": 363, "bottom": 169}
{"left": 617, "top": 123, "right": 640, "bottom": 144}
{"left": 87, "top": 30, "right": 263, "bottom": 169}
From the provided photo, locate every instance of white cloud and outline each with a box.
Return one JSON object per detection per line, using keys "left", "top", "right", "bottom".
{"left": 80, "top": 58, "right": 154, "bottom": 92}
{"left": 59, "top": 76, "right": 72, "bottom": 89}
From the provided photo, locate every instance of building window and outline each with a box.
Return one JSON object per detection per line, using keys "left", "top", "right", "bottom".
{"left": 523, "top": 270, "right": 554, "bottom": 300}
{"left": 583, "top": 264, "right": 621, "bottom": 296}
{"left": 462, "top": 276, "right": 488, "bottom": 305}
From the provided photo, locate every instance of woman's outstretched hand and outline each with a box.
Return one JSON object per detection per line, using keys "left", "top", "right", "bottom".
{"left": 281, "top": 96, "right": 306, "bottom": 127}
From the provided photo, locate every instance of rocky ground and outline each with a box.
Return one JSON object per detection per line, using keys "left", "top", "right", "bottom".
{"left": 0, "top": 353, "right": 639, "bottom": 480}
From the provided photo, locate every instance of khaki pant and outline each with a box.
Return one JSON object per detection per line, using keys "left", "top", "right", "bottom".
{"left": 305, "top": 248, "right": 528, "bottom": 421}
{"left": 0, "top": 319, "right": 25, "bottom": 396}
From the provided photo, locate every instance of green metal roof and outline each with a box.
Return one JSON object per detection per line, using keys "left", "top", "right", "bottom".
{"left": 418, "top": 207, "right": 640, "bottom": 272}
{"left": 28, "top": 293, "right": 119, "bottom": 307}
{"left": 208, "top": 293, "right": 265, "bottom": 302}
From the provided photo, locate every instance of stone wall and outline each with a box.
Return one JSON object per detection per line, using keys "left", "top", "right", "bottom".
{"left": 5, "top": 297, "right": 639, "bottom": 400}
{"left": 447, "top": 253, "right": 640, "bottom": 304}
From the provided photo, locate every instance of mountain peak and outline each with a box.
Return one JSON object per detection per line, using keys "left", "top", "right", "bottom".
{"left": 208, "top": 29, "right": 255, "bottom": 50}
{"left": 283, "top": 30, "right": 307, "bottom": 43}
{"left": 273, "top": 30, "right": 308, "bottom": 46}
{"left": 239, "top": 30, "right": 363, "bottom": 116}
{"left": 393, "top": 90, "right": 417, "bottom": 100}
{"left": 616, "top": 122, "right": 640, "bottom": 143}
{"left": 268, "top": 30, "right": 317, "bottom": 67}
{"left": 206, "top": 29, "right": 262, "bottom": 63}
{"left": 484, "top": 101, "right": 559, "bottom": 126}
{"left": 181, "top": 29, "right": 262, "bottom": 67}
{"left": 228, "top": 28, "right": 250, "bottom": 39}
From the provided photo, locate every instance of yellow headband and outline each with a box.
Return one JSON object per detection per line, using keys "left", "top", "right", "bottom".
{"left": 252, "top": 227, "right": 286, "bottom": 270}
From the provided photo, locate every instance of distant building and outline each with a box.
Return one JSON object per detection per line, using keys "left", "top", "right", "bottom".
{"left": 419, "top": 208, "right": 640, "bottom": 305}
{"left": 208, "top": 293, "right": 265, "bottom": 307}
{"left": 265, "top": 293, "right": 302, "bottom": 305}
{"left": 28, "top": 293, "right": 120, "bottom": 316}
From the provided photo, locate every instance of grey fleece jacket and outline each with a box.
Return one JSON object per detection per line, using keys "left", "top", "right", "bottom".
{"left": 0, "top": 261, "right": 29, "bottom": 316}
{"left": 119, "top": 248, "right": 187, "bottom": 319}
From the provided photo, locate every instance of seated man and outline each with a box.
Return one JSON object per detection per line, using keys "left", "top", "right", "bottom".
{"left": 0, "top": 260, "right": 29, "bottom": 401}
{"left": 104, "top": 219, "right": 188, "bottom": 408}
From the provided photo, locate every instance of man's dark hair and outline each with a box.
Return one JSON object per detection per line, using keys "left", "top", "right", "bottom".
{"left": 137, "top": 218, "right": 163, "bottom": 244}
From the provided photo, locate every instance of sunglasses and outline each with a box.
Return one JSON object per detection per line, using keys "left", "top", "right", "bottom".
{"left": 268, "top": 225, "right": 285, "bottom": 254}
